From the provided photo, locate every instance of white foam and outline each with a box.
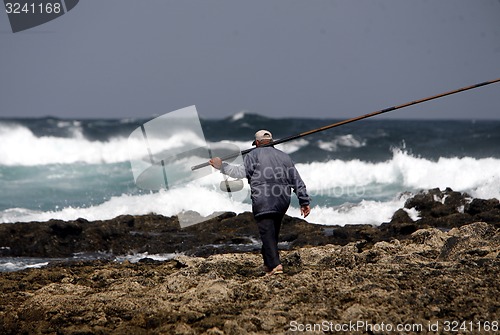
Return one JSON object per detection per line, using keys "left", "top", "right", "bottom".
{"left": 0, "top": 123, "right": 126, "bottom": 165}
{"left": 317, "top": 134, "right": 367, "bottom": 152}
{"left": 114, "top": 252, "right": 178, "bottom": 263}
{"left": 0, "top": 122, "right": 309, "bottom": 166}
{"left": 0, "top": 259, "right": 50, "bottom": 272}
{"left": 287, "top": 195, "right": 416, "bottom": 226}
{"left": 1, "top": 148, "right": 498, "bottom": 226}
{"left": 0, "top": 180, "right": 416, "bottom": 226}
{"left": 277, "top": 139, "right": 309, "bottom": 154}
{"left": 0, "top": 122, "right": 310, "bottom": 167}
{"left": 296, "top": 149, "right": 500, "bottom": 200}
{"left": 0, "top": 123, "right": 207, "bottom": 166}
{"left": 230, "top": 111, "right": 246, "bottom": 122}
{"left": 2, "top": 194, "right": 392, "bottom": 226}
{"left": 0, "top": 184, "right": 252, "bottom": 223}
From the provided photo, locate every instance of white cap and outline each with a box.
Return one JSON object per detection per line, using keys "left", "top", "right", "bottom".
{"left": 252, "top": 129, "right": 273, "bottom": 145}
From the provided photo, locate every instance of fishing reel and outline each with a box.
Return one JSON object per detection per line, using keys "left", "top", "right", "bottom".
{"left": 219, "top": 178, "right": 244, "bottom": 192}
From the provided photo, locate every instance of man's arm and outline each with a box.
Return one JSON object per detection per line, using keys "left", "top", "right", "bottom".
{"left": 209, "top": 157, "right": 246, "bottom": 179}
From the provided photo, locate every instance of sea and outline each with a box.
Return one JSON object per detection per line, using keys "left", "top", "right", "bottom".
{"left": 1, "top": 112, "right": 499, "bottom": 271}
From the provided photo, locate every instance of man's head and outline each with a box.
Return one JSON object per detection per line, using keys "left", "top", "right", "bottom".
{"left": 252, "top": 130, "right": 273, "bottom": 147}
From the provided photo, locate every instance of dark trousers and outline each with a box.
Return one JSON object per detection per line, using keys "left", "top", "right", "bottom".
{"left": 256, "top": 213, "right": 285, "bottom": 269}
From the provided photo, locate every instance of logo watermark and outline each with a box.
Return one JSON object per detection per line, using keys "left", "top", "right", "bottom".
{"left": 4, "top": 0, "right": 79, "bottom": 33}
{"left": 288, "top": 319, "right": 500, "bottom": 333}
{"left": 127, "top": 105, "right": 248, "bottom": 228}
{"left": 308, "top": 185, "right": 366, "bottom": 199}
{"left": 289, "top": 320, "right": 424, "bottom": 333}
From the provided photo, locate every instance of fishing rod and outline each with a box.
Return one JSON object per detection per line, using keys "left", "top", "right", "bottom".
{"left": 191, "top": 77, "right": 500, "bottom": 171}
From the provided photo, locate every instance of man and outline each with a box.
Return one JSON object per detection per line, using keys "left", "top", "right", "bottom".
{"left": 209, "top": 130, "right": 311, "bottom": 276}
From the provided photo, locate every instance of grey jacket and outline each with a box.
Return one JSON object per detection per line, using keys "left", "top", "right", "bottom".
{"left": 221, "top": 146, "right": 310, "bottom": 217}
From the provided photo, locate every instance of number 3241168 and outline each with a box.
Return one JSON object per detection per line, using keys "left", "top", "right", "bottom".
{"left": 5, "top": 2, "right": 62, "bottom": 14}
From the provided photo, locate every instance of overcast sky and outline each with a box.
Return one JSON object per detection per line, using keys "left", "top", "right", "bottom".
{"left": 1, "top": 0, "right": 500, "bottom": 120}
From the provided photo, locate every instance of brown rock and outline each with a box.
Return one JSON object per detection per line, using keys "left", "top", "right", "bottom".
{"left": 1, "top": 222, "right": 499, "bottom": 334}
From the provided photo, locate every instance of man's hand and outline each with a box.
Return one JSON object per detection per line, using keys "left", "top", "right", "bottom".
{"left": 209, "top": 157, "right": 222, "bottom": 170}
{"left": 300, "top": 205, "right": 311, "bottom": 218}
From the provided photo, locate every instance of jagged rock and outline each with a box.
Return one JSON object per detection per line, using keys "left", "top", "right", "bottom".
{"left": 404, "top": 188, "right": 499, "bottom": 229}
{"left": 438, "top": 222, "right": 500, "bottom": 261}
{"left": 0, "top": 188, "right": 498, "bottom": 260}
{"left": 1, "top": 222, "right": 499, "bottom": 335}
{"left": 404, "top": 187, "right": 461, "bottom": 218}
{"left": 390, "top": 208, "right": 414, "bottom": 224}
{"left": 465, "top": 198, "right": 500, "bottom": 215}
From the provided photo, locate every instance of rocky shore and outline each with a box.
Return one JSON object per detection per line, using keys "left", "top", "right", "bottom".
{"left": 1, "top": 188, "right": 499, "bottom": 334}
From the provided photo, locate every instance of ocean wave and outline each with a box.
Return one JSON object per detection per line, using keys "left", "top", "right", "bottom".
{"left": 0, "top": 187, "right": 417, "bottom": 226}
{"left": 0, "top": 122, "right": 309, "bottom": 166}
{"left": 0, "top": 123, "right": 129, "bottom": 165}
{"left": 0, "top": 123, "right": 208, "bottom": 166}
{"left": 0, "top": 258, "right": 50, "bottom": 272}
{"left": 2, "top": 146, "right": 498, "bottom": 225}
{"left": 229, "top": 111, "right": 246, "bottom": 122}
{"left": 297, "top": 149, "right": 500, "bottom": 200}
{"left": 317, "top": 134, "right": 367, "bottom": 152}
{"left": 0, "top": 185, "right": 252, "bottom": 224}
{"left": 0, "top": 126, "right": 498, "bottom": 225}
{"left": 288, "top": 196, "right": 420, "bottom": 227}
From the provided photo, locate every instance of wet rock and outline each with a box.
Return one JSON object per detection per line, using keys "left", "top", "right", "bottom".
{"left": 1, "top": 188, "right": 498, "bottom": 260}
{"left": 465, "top": 198, "right": 500, "bottom": 215}
{"left": 403, "top": 188, "right": 499, "bottom": 229}
{"left": 404, "top": 187, "right": 462, "bottom": 218}
{"left": 390, "top": 208, "right": 414, "bottom": 224}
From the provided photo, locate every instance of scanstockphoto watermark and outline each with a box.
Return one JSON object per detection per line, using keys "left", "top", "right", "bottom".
{"left": 243, "top": 165, "right": 366, "bottom": 198}
{"left": 309, "top": 185, "right": 366, "bottom": 198}
{"left": 289, "top": 320, "right": 424, "bottom": 333}
{"left": 252, "top": 184, "right": 366, "bottom": 199}
{"left": 3, "top": 0, "right": 80, "bottom": 33}
{"left": 289, "top": 320, "right": 500, "bottom": 333}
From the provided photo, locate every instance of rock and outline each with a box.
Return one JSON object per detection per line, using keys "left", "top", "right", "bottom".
{"left": 1, "top": 222, "right": 499, "bottom": 334}
{"left": 465, "top": 198, "right": 500, "bottom": 225}
{"left": 0, "top": 188, "right": 498, "bottom": 260}
{"left": 410, "top": 227, "right": 448, "bottom": 249}
{"left": 438, "top": 222, "right": 499, "bottom": 261}
{"left": 390, "top": 208, "right": 414, "bottom": 224}
{"left": 404, "top": 188, "right": 499, "bottom": 229}
{"left": 465, "top": 198, "right": 500, "bottom": 215}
